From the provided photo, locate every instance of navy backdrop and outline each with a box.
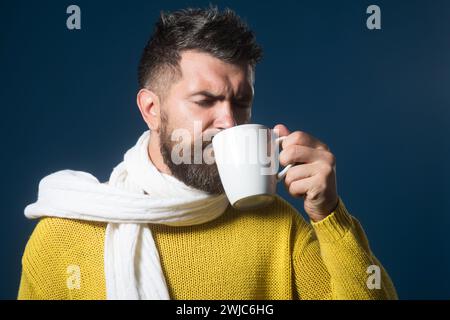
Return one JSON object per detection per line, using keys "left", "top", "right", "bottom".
{"left": 1, "top": 0, "right": 449, "bottom": 299}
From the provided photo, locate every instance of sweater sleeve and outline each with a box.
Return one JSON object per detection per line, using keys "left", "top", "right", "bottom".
{"left": 17, "top": 265, "right": 43, "bottom": 299}
{"left": 292, "top": 197, "right": 398, "bottom": 300}
{"left": 17, "top": 218, "right": 69, "bottom": 300}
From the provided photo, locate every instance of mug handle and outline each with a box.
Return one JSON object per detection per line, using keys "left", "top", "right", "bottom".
{"left": 275, "top": 136, "right": 293, "bottom": 181}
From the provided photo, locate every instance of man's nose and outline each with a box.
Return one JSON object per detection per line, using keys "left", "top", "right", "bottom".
{"left": 214, "top": 102, "right": 237, "bottom": 130}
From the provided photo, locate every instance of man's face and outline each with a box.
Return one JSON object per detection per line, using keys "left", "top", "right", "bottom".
{"left": 159, "top": 50, "right": 254, "bottom": 194}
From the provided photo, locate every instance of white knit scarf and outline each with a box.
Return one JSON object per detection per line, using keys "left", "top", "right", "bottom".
{"left": 24, "top": 130, "right": 230, "bottom": 299}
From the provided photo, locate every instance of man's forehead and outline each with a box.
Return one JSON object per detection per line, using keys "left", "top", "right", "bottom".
{"left": 178, "top": 51, "right": 254, "bottom": 97}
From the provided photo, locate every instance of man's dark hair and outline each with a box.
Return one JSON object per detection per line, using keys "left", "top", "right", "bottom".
{"left": 137, "top": 6, "right": 263, "bottom": 97}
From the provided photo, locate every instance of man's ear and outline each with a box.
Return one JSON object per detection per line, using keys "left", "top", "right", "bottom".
{"left": 136, "top": 88, "right": 161, "bottom": 132}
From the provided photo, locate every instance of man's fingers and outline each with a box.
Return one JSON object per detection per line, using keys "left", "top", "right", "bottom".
{"left": 282, "top": 131, "right": 329, "bottom": 150}
{"left": 283, "top": 163, "right": 317, "bottom": 187}
{"left": 279, "top": 145, "right": 333, "bottom": 166}
{"left": 273, "top": 124, "right": 290, "bottom": 138}
{"left": 287, "top": 176, "right": 315, "bottom": 198}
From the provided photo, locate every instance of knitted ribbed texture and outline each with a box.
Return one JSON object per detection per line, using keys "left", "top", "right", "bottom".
{"left": 18, "top": 196, "right": 398, "bottom": 300}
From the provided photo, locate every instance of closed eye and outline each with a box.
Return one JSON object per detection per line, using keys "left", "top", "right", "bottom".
{"left": 195, "top": 100, "right": 215, "bottom": 107}
{"left": 194, "top": 98, "right": 251, "bottom": 109}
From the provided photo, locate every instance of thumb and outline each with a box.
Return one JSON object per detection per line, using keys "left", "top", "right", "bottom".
{"left": 273, "top": 124, "right": 290, "bottom": 138}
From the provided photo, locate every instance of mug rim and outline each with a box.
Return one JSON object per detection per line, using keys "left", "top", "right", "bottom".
{"left": 212, "top": 123, "right": 268, "bottom": 142}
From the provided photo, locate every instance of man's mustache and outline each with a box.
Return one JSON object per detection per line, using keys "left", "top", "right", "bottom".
{"left": 174, "top": 128, "right": 222, "bottom": 149}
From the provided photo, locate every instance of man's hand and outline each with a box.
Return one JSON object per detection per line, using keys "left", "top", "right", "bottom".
{"left": 275, "top": 124, "right": 339, "bottom": 222}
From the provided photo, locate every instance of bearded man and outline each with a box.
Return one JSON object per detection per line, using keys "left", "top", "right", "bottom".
{"left": 18, "top": 7, "right": 397, "bottom": 300}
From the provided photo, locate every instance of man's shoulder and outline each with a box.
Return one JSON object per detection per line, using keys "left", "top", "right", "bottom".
{"left": 33, "top": 216, "right": 106, "bottom": 241}
{"left": 20, "top": 217, "right": 107, "bottom": 299}
{"left": 22, "top": 217, "right": 106, "bottom": 263}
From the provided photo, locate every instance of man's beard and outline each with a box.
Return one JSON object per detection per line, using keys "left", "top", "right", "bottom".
{"left": 159, "top": 117, "right": 225, "bottom": 195}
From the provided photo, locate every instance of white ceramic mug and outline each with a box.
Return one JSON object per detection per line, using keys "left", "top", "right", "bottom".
{"left": 212, "top": 124, "right": 292, "bottom": 210}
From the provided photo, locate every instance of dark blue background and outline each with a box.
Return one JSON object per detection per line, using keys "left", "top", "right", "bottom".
{"left": 1, "top": 0, "right": 449, "bottom": 299}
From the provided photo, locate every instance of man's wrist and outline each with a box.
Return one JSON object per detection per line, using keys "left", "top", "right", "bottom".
{"left": 311, "top": 197, "right": 354, "bottom": 243}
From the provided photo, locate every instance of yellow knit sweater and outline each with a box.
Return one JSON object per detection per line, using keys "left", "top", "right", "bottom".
{"left": 18, "top": 196, "right": 397, "bottom": 300}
